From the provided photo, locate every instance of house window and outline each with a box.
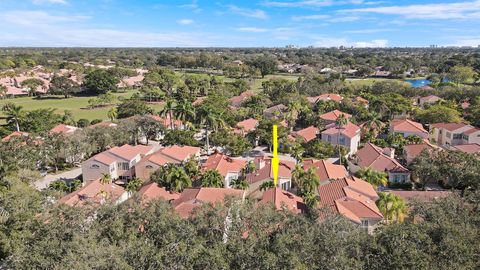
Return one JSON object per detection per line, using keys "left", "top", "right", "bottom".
{"left": 91, "top": 164, "right": 100, "bottom": 169}
{"left": 339, "top": 136, "right": 345, "bottom": 145}
{"left": 327, "top": 135, "right": 331, "bottom": 142}
{"left": 361, "top": 220, "right": 369, "bottom": 228}
{"left": 439, "top": 129, "right": 442, "bottom": 135}
{"left": 446, "top": 132, "right": 451, "bottom": 139}
{"left": 453, "top": 133, "right": 462, "bottom": 140}
{"left": 110, "top": 165, "right": 114, "bottom": 172}
{"left": 281, "top": 180, "right": 291, "bottom": 191}
{"left": 463, "top": 134, "right": 469, "bottom": 140}
{"left": 146, "top": 165, "right": 154, "bottom": 169}
{"left": 117, "top": 162, "right": 129, "bottom": 170}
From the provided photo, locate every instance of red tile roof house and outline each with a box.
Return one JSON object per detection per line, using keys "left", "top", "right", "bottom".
{"left": 201, "top": 152, "right": 247, "bottom": 188}
{"left": 303, "top": 159, "right": 349, "bottom": 183}
{"left": 451, "top": 143, "right": 480, "bottom": 154}
{"left": 260, "top": 187, "right": 307, "bottom": 214}
{"left": 135, "top": 145, "right": 201, "bottom": 181}
{"left": 319, "top": 110, "right": 352, "bottom": 125}
{"left": 229, "top": 91, "right": 254, "bottom": 108}
{"left": 318, "top": 176, "right": 383, "bottom": 232}
{"left": 348, "top": 142, "right": 411, "bottom": 185}
{"left": 49, "top": 124, "right": 80, "bottom": 135}
{"left": 82, "top": 144, "right": 156, "bottom": 183}
{"left": 58, "top": 179, "right": 129, "bottom": 207}
{"left": 88, "top": 121, "right": 118, "bottom": 129}
{"left": 117, "top": 73, "right": 144, "bottom": 89}
{"left": 136, "top": 182, "right": 180, "bottom": 205}
{"left": 1, "top": 131, "right": 30, "bottom": 142}
{"left": 171, "top": 188, "right": 245, "bottom": 218}
{"left": 389, "top": 119, "right": 429, "bottom": 139}
{"left": 321, "top": 122, "right": 361, "bottom": 155}
{"left": 246, "top": 156, "right": 296, "bottom": 199}
{"left": 234, "top": 118, "right": 259, "bottom": 136}
{"left": 307, "top": 93, "right": 343, "bottom": 105}
{"left": 429, "top": 122, "right": 480, "bottom": 149}
{"left": 403, "top": 142, "right": 439, "bottom": 165}
{"left": 290, "top": 126, "right": 320, "bottom": 143}
{"left": 418, "top": 95, "right": 443, "bottom": 107}
{"left": 387, "top": 190, "right": 451, "bottom": 204}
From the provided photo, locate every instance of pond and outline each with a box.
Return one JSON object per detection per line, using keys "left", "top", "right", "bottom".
{"left": 404, "top": 79, "right": 431, "bottom": 88}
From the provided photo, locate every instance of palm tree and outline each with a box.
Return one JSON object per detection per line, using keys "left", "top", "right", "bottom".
{"left": 303, "top": 191, "right": 319, "bottom": 209}
{"left": 200, "top": 169, "right": 224, "bottom": 188}
{"left": 107, "top": 107, "right": 118, "bottom": 122}
{"left": 356, "top": 168, "right": 388, "bottom": 188}
{"left": 168, "top": 166, "right": 192, "bottom": 192}
{"left": 174, "top": 99, "right": 195, "bottom": 129}
{"left": 197, "top": 106, "right": 226, "bottom": 154}
{"left": 364, "top": 112, "right": 384, "bottom": 139}
{"left": 260, "top": 180, "right": 275, "bottom": 191}
{"left": 159, "top": 98, "right": 176, "bottom": 129}
{"left": 287, "top": 101, "right": 302, "bottom": 130}
{"left": 2, "top": 102, "right": 24, "bottom": 132}
{"left": 302, "top": 167, "right": 320, "bottom": 195}
{"left": 291, "top": 164, "right": 305, "bottom": 193}
{"left": 125, "top": 178, "right": 142, "bottom": 194}
{"left": 230, "top": 178, "right": 249, "bottom": 190}
{"left": 376, "top": 192, "right": 408, "bottom": 223}
{"left": 99, "top": 173, "right": 111, "bottom": 185}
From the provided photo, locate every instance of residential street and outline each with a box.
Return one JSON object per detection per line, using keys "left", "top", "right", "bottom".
{"left": 34, "top": 167, "right": 82, "bottom": 190}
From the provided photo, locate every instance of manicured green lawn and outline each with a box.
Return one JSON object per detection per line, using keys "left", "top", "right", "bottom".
{"left": 345, "top": 78, "right": 409, "bottom": 87}
{"left": 0, "top": 91, "right": 165, "bottom": 121}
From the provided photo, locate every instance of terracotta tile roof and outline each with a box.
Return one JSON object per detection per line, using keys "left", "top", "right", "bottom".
{"left": 431, "top": 122, "right": 470, "bottom": 131}
{"left": 321, "top": 122, "right": 360, "bottom": 138}
{"left": 390, "top": 119, "right": 427, "bottom": 134}
{"left": 291, "top": 126, "right": 319, "bottom": 142}
{"left": 355, "top": 142, "right": 407, "bottom": 173}
{"left": 92, "top": 152, "right": 117, "bottom": 165}
{"left": 463, "top": 127, "right": 480, "bottom": 135}
{"left": 263, "top": 104, "right": 288, "bottom": 118}
{"left": 137, "top": 182, "right": 180, "bottom": 203}
{"left": 260, "top": 188, "right": 307, "bottom": 214}
{"left": 139, "top": 152, "right": 178, "bottom": 166}
{"left": 1, "top": 131, "right": 29, "bottom": 142}
{"left": 419, "top": 95, "right": 442, "bottom": 103}
{"left": 309, "top": 93, "right": 343, "bottom": 104}
{"left": 452, "top": 143, "right": 480, "bottom": 154}
{"left": 236, "top": 118, "right": 259, "bottom": 133}
{"left": 50, "top": 124, "right": 79, "bottom": 135}
{"left": 229, "top": 91, "right": 254, "bottom": 107}
{"left": 319, "top": 110, "right": 352, "bottom": 122}
{"left": 108, "top": 144, "right": 154, "bottom": 161}
{"left": 318, "top": 176, "right": 382, "bottom": 224}
{"left": 148, "top": 115, "right": 183, "bottom": 129}
{"left": 159, "top": 145, "right": 200, "bottom": 162}
{"left": 303, "top": 159, "right": 348, "bottom": 182}
{"left": 58, "top": 179, "right": 126, "bottom": 207}
{"left": 117, "top": 74, "right": 144, "bottom": 88}
{"left": 201, "top": 152, "right": 246, "bottom": 177}
{"left": 404, "top": 142, "right": 437, "bottom": 160}
{"left": 246, "top": 156, "right": 295, "bottom": 184}
{"left": 172, "top": 187, "right": 244, "bottom": 217}
{"left": 354, "top": 96, "right": 369, "bottom": 104}
{"left": 388, "top": 190, "right": 451, "bottom": 203}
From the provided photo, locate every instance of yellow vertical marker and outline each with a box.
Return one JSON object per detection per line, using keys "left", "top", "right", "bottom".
{"left": 272, "top": 125, "right": 279, "bottom": 186}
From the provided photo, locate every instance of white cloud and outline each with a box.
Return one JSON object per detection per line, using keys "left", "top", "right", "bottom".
{"left": 344, "top": 1, "right": 480, "bottom": 19}
{"left": 177, "top": 19, "right": 195, "bottom": 25}
{"left": 32, "top": 0, "right": 67, "bottom": 4}
{"left": 291, "top": 14, "right": 330, "bottom": 21}
{"left": 179, "top": 0, "right": 202, "bottom": 13}
{"left": 327, "top": 16, "right": 359, "bottom": 22}
{"left": 0, "top": 11, "right": 89, "bottom": 27}
{"left": 312, "top": 36, "right": 388, "bottom": 47}
{"left": 263, "top": 0, "right": 363, "bottom": 8}
{"left": 227, "top": 5, "right": 268, "bottom": 19}
{"left": 236, "top": 27, "right": 269, "bottom": 33}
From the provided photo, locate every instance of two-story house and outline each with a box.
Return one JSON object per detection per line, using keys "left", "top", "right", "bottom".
{"left": 430, "top": 122, "right": 480, "bottom": 149}
{"left": 319, "top": 110, "right": 352, "bottom": 125}
{"left": 82, "top": 144, "right": 156, "bottom": 182}
{"left": 348, "top": 142, "right": 410, "bottom": 184}
{"left": 389, "top": 119, "right": 428, "bottom": 139}
{"left": 321, "top": 122, "right": 361, "bottom": 155}
{"left": 290, "top": 126, "right": 320, "bottom": 143}
{"left": 135, "top": 145, "right": 201, "bottom": 181}
{"left": 201, "top": 152, "right": 247, "bottom": 188}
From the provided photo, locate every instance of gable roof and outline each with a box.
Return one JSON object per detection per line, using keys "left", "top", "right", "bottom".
{"left": 431, "top": 122, "right": 471, "bottom": 132}
{"left": 58, "top": 179, "right": 126, "bottom": 207}
{"left": 318, "top": 176, "right": 382, "bottom": 224}
{"left": 390, "top": 119, "right": 427, "bottom": 134}
{"left": 108, "top": 144, "right": 154, "bottom": 161}
{"left": 1, "top": 131, "right": 29, "bottom": 142}
{"left": 263, "top": 104, "right": 288, "bottom": 117}
{"left": 88, "top": 121, "right": 118, "bottom": 129}
{"left": 246, "top": 156, "right": 296, "bottom": 184}
{"left": 229, "top": 91, "right": 254, "bottom": 107}
{"left": 452, "top": 143, "right": 480, "bottom": 154}
{"left": 291, "top": 126, "right": 319, "bottom": 142}
{"left": 322, "top": 122, "right": 360, "bottom": 138}
{"left": 137, "top": 182, "right": 180, "bottom": 203}
{"left": 403, "top": 142, "right": 438, "bottom": 160}
{"left": 260, "top": 188, "right": 307, "bottom": 214}
{"left": 303, "top": 159, "right": 349, "bottom": 182}
{"left": 236, "top": 118, "right": 259, "bottom": 133}
{"left": 202, "top": 152, "right": 247, "bottom": 177}
{"left": 50, "top": 124, "right": 79, "bottom": 135}
{"left": 319, "top": 110, "right": 352, "bottom": 122}
{"left": 355, "top": 142, "right": 407, "bottom": 173}
{"left": 159, "top": 145, "right": 200, "bottom": 162}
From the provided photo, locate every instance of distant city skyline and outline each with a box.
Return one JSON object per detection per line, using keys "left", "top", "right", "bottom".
{"left": 0, "top": 0, "right": 479, "bottom": 48}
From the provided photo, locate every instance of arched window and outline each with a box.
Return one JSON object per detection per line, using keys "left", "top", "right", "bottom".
{"left": 146, "top": 165, "right": 154, "bottom": 169}
{"left": 91, "top": 164, "right": 100, "bottom": 169}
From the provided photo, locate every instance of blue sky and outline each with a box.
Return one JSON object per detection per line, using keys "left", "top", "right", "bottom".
{"left": 0, "top": 0, "right": 479, "bottom": 47}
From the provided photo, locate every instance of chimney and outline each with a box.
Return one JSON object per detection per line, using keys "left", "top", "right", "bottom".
{"left": 382, "top": 147, "right": 395, "bottom": 158}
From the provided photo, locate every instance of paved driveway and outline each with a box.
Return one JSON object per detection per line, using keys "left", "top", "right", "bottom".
{"left": 34, "top": 167, "right": 82, "bottom": 190}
